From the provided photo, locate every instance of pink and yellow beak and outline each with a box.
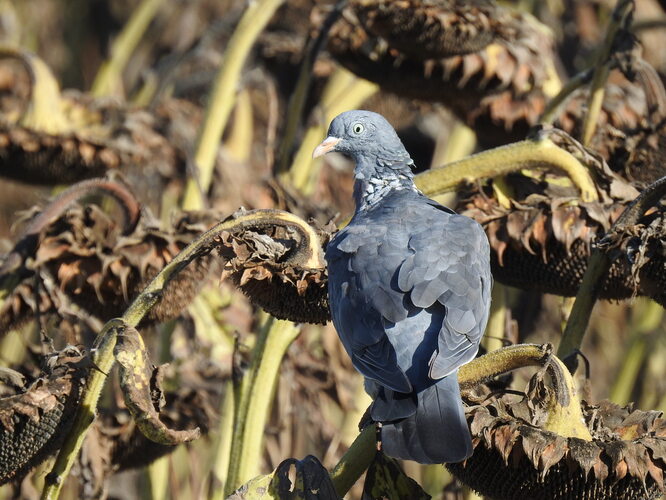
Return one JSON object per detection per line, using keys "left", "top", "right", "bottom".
{"left": 312, "top": 136, "right": 341, "bottom": 158}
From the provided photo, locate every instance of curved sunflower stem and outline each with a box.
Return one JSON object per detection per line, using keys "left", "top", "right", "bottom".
{"left": 330, "top": 343, "right": 593, "bottom": 497}
{"left": 41, "top": 209, "right": 322, "bottom": 499}
{"left": 329, "top": 424, "right": 378, "bottom": 496}
{"left": 285, "top": 67, "right": 378, "bottom": 193}
{"left": 181, "top": 0, "right": 287, "bottom": 210}
{"left": 224, "top": 318, "right": 301, "bottom": 496}
{"left": 457, "top": 344, "right": 551, "bottom": 388}
{"left": 91, "top": 0, "right": 165, "bottom": 97}
{"left": 580, "top": 0, "right": 634, "bottom": 146}
{"left": 0, "top": 47, "right": 68, "bottom": 134}
{"left": 416, "top": 136, "right": 599, "bottom": 202}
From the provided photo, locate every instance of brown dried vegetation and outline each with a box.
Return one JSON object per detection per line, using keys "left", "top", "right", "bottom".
{"left": 1, "top": 0, "right": 666, "bottom": 499}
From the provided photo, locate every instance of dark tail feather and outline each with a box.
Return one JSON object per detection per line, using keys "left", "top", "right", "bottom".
{"left": 380, "top": 373, "right": 472, "bottom": 464}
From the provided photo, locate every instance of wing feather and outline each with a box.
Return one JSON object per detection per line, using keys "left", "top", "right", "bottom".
{"left": 326, "top": 192, "right": 492, "bottom": 392}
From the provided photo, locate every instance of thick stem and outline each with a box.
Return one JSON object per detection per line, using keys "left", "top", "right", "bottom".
{"left": 209, "top": 381, "right": 235, "bottom": 500}
{"left": 181, "top": 0, "right": 287, "bottom": 210}
{"left": 329, "top": 424, "right": 377, "bottom": 497}
{"left": 458, "top": 344, "right": 551, "bottom": 390}
{"left": 224, "top": 316, "right": 271, "bottom": 496}
{"left": 416, "top": 137, "right": 599, "bottom": 203}
{"left": 555, "top": 252, "right": 611, "bottom": 361}
{"left": 275, "top": 2, "right": 346, "bottom": 175}
{"left": 286, "top": 68, "right": 378, "bottom": 193}
{"left": 41, "top": 319, "right": 122, "bottom": 500}
{"left": 224, "top": 88, "right": 254, "bottom": 164}
{"left": 225, "top": 319, "right": 301, "bottom": 495}
{"left": 540, "top": 70, "right": 592, "bottom": 125}
{"left": 610, "top": 300, "right": 663, "bottom": 405}
{"left": 91, "top": 0, "right": 165, "bottom": 97}
{"left": 580, "top": 0, "right": 634, "bottom": 146}
{"left": 483, "top": 284, "right": 508, "bottom": 353}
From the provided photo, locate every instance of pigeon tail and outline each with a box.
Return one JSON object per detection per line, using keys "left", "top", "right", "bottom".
{"left": 379, "top": 373, "right": 472, "bottom": 464}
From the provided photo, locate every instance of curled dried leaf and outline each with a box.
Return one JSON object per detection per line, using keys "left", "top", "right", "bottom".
{"left": 114, "top": 323, "right": 200, "bottom": 445}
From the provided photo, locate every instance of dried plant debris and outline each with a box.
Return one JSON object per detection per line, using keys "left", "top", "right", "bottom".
{"left": 448, "top": 378, "right": 666, "bottom": 500}
{"left": 229, "top": 455, "right": 340, "bottom": 500}
{"left": 0, "top": 352, "right": 85, "bottom": 485}
{"left": 1, "top": 196, "right": 332, "bottom": 338}
{"left": 463, "top": 195, "right": 666, "bottom": 304}
{"left": 555, "top": 64, "right": 666, "bottom": 186}
{"left": 362, "top": 452, "right": 430, "bottom": 500}
{"left": 0, "top": 49, "right": 198, "bottom": 202}
{"left": 114, "top": 323, "right": 200, "bottom": 445}
{"left": 457, "top": 128, "right": 666, "bottom": 303}
{"left": 0, "top": 195, "right": 220, "bottom": 337}
{"left": 79, "top": 376, "right": 218, "bottom": 496}
{"left": 217, "top": 210, "right": 330, "bottom": 325}
{"left": 327, "top": 0, "right": 559, "bottom": 144}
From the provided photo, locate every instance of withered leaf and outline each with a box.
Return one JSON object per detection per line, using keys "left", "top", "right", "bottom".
{"left": 362, "top": 452, "right": 430, "bottom": 500}
{"left": 114, "top": 322, "right": 200, "bottom": 445}
{"left": 269, "top": 455, "right": 340, "bottom": 499}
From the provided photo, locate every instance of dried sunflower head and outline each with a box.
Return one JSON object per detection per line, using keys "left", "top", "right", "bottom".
{"left": 216, "top": 210, "right": 331, "bottom": 325}
{"left": 326, "top": 0, "right": 559, "bottom": 145}
{"left": 449, "top": 380, "right": 666, "bottom": 499}
{"left": 0, "top": 49, "right": 199, "bottom": 212}
{"left": 0, "top": 195, "right": 221, "bottom": 339}
{"left": 0, "top": 350, "right": 86, "bottom": 485}
{"left": 457, "top": 123, "right": 666, "bottom": 304}
{"left": 555, "top": 64, "right": 666, "bottom": 186}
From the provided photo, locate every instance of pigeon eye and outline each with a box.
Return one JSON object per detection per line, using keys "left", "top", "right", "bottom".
{"left": 352, "top": 123, "right": 365, "bottom": 135}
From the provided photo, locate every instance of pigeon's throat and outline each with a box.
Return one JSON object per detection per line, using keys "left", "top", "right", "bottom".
{"left": 353, "top": 170, "right": 417, "bottom": 210}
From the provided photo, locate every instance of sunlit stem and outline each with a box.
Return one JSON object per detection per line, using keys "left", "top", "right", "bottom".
{"left": 208, "top": 381, "right": 235, "bottom": 500}
{"left": 581, "top": 0, "right": 634, "bottom": 146}
{"left": 286, "top": 67, "right": 378, "bottom": 193}
{"left": 609, "top": 299, "right": 663, "bottom": 405}
{"left": 181, "top": 0, "right": 287, "bottom": 210}
{"left": 275, "top": 2, "right": 345, "bottom": 174}
{"left": 416, "top": 138, "right": 599, "bottom": 203}
{"left": 540, "top": 70, "right": 592, "bottom": 125}
{"left": 225, "top": 318, "right": 301, "bottom": 495}
{"left": 330, "top": 424, "right": 377, "bottom": 496}
{"left": 224, "top": 315, "right": 272, "bottom": 497}
{"left": 91, "top": 0, "right": 165, "bottom": 97}
{"left": 483, "top": 284, "right": 507, "bottom": 353}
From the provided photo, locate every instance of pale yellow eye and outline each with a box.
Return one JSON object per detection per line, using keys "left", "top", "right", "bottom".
{"left": 352, "top": 123, "right": 365, "bottom": 134}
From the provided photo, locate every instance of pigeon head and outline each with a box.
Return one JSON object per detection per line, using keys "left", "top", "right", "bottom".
{"left": 313, "top": 110, "right": 414, "bottom": 181}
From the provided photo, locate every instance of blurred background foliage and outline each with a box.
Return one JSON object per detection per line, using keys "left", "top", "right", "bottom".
{"left": 0, "top": 0, "right": 665, "bottom": 499}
